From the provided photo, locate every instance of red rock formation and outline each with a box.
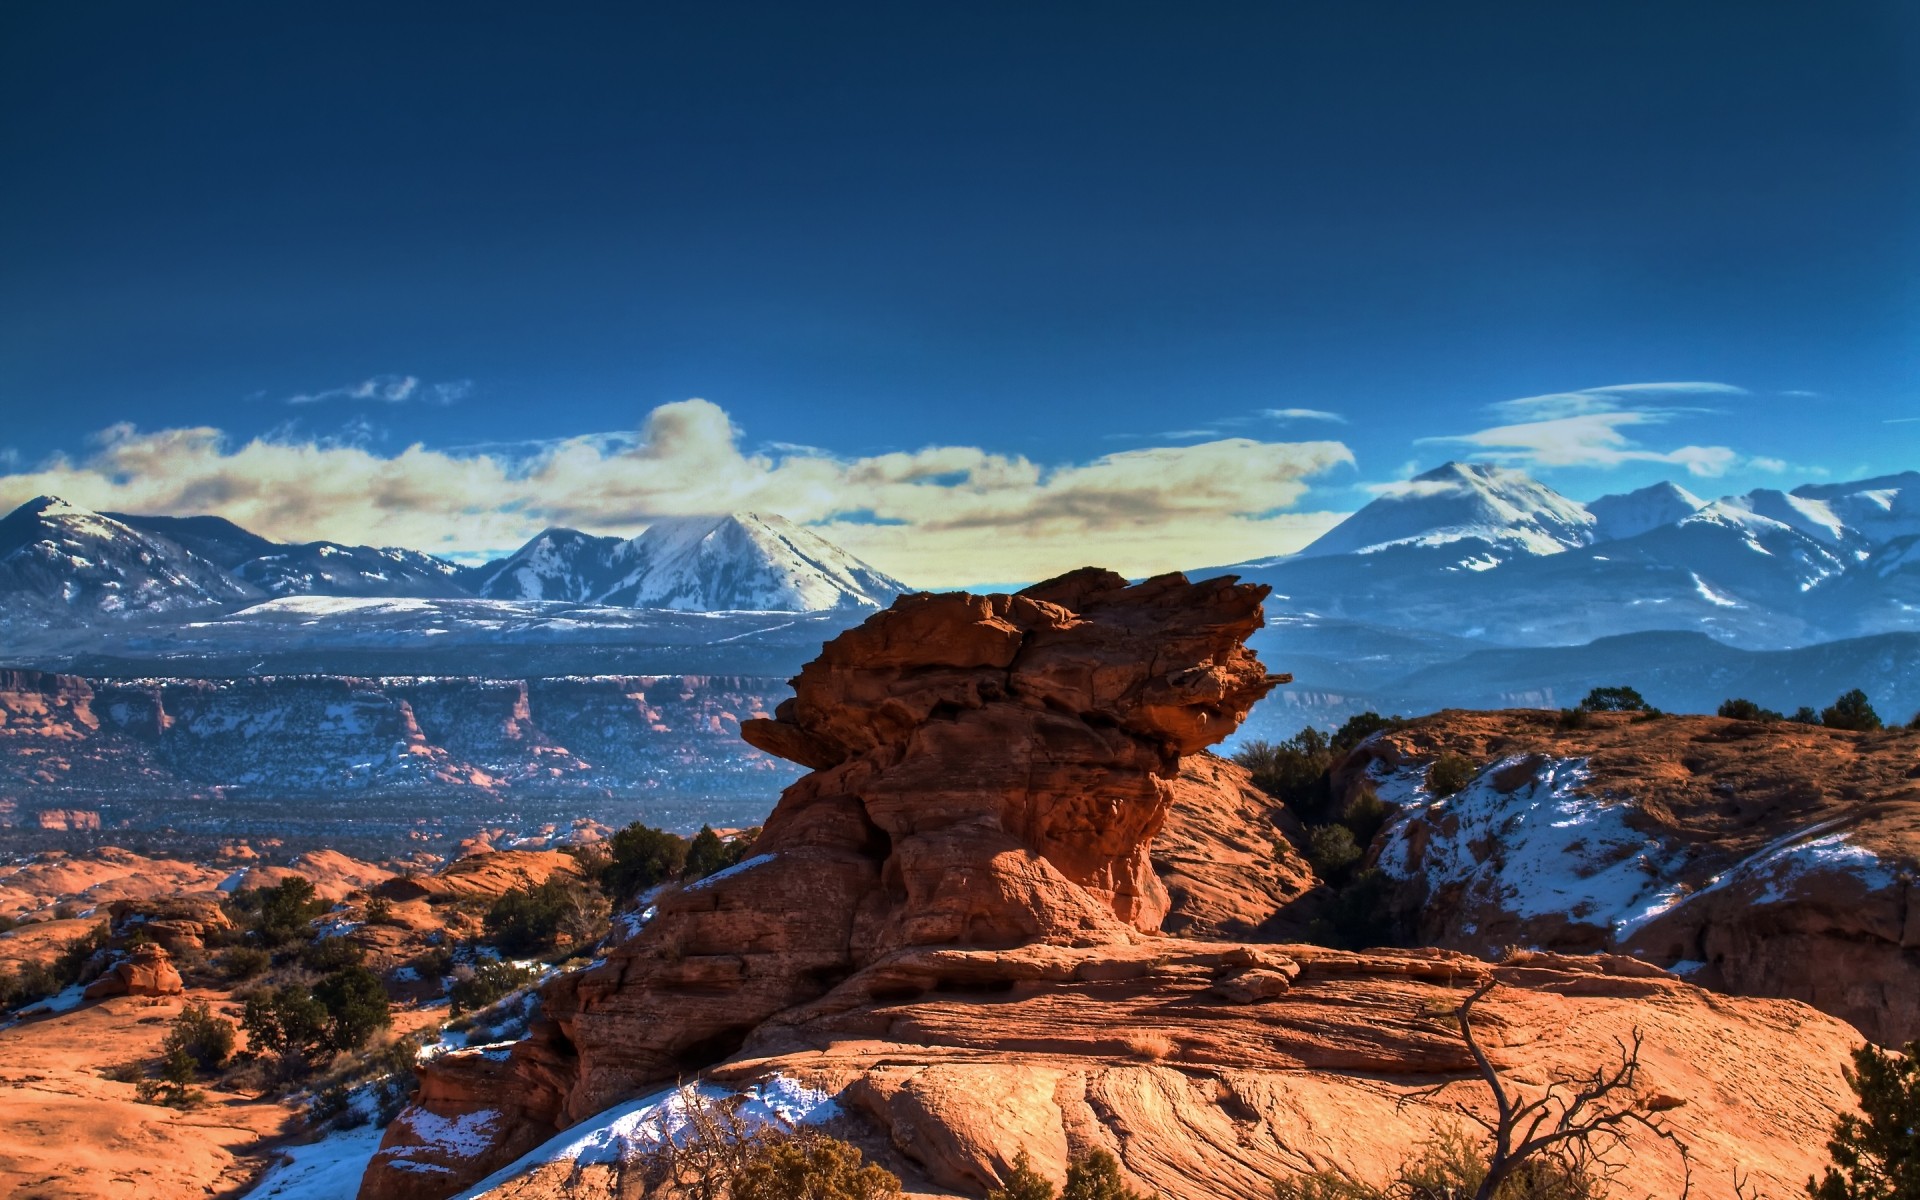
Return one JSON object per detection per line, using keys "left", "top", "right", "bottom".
{"left": 82, "top": 942, "right": 184, "bottom": 999}
{"left": 108, "top": 896, "right": 232, "bottom": 955}
{"left": 1154, "top": 753, "right": 1317, "bottom": 939}
{"left": 362, "top": 569, "right": 1283, "bottom": 1198}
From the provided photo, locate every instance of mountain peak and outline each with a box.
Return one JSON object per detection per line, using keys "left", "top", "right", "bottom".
{"left": 1299, "top": 462, "right": 1594, "bottom": 560}
{"left": 1587, "top": 481, "right": 1707, "bottom": 543}
{"left": 469, "top": 512, "right": 905, "bottom": 611}
{"left": 603, "top": 511, "right": 906, "bottom": 611}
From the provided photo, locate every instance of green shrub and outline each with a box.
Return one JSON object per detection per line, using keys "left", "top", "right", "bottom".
{"left": 1718, "top": 697, "right": 1783, "bottom": 722}
{"left": 684, "top": 826, "right": 732, "bottom": 880}
{"left": 448, "top": 961, "right": 540, "bottom": 1016}
{"left": 1233, "top": 728, "right": 1335, "bottom": 816}
{"left": 1062, "top": 1149, "right": 1150, "bottom": 1200}
{"left": 1555, "top": 707, "right": 1590, "bottom": 731}
{"left": 242, "top": 984, "right": 331, "bottom": 1061}
{"left": 1307, "top": 869, "right": 1403, "bottom": 950}
{"left": 1331, "top": 712, "right": 1407, "bottom": 753}
{"left": 1339, "top": 785, "right": 1390, "bottom": 849}
{"left": 1822, "top": 689, "right": 1883, "bottom": 733}
{"left": 1792, "top": 706, "right": 1823, "bottom": 725}
{"left": 363, "top": 896, "right": 397, "bottom": 925}
{"left": 164, "top": 1000, "right": 237, "bottom": 1071}
{"left": 242, "top": 965, "right": 390, "bottom": 1067}
{"left": 50, "top": 920, "right": 111, "bottom": 987}
{"left": 601, "top": 822, "right": 691, "bottom": 900}
{"left": 1427, "top": 753, "right": 1474, "bottom": 798}
{"left": 1271, "top": 1123, "right": 1599, "bottom": 1200}
{"left": 301, "top": 936, "right": 365, "bottom": 973}
{"left": 989, "top": 1150, "right": 1059, "bottom": 1200}
{"left": 1808, "top": 1038, "right": 1920, "bottom": 1200}
{"left": 1305, "top": 825, "right": 1363, "bottom": 885}
{"left": 227, "top": 876, "right": 330, "bottom": 946}
{"left": 484, "top": 879, "right": 610, "bottom": 957}
{"left": 732, "top": 1133, "right": 903, "bottom": 1200}
{"left": 1576, "top": 685, "right": 1650, "bottom": 713}
{"left": 218, "top": 946, "right": 273, "bottom": 980}
{"left": 682, "top": 825, "right": 760, "bottom": 882}
{"left": 135, "top": 1044, "right": 206, "bottom": 1109}
{"left": 311, "top": 965, "right": 392, "bottom": 1053}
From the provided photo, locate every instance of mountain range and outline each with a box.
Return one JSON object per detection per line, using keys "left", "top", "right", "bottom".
{"left": 4, "top": 465, "right": 1917, "bottom": 730}
{"left": 1222, "top": 462, "right": 1920, "bottom": 649}
{"left": 0, "top": 498, "right": 906, "bottom": 631}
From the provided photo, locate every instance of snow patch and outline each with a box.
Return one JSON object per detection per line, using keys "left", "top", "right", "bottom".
{"left": 241, "top": 1124, "right": 387, "bottom": 1200}
{"left": 1374, "top": 756, "right": 1685, "bottom": 941}
{"left": 454, "top": 1077, "right": 840, "bottom": 1197}
{"left": 684, "top": 853, "right": 776, "bottom": 891}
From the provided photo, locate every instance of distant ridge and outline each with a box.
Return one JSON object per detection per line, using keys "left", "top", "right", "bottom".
{"left": 0, "top": 496, "right": 905, "bottom": 629}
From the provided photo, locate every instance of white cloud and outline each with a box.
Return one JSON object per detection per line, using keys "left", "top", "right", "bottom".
{"left": 1429, "top": 382, "right": 1760, "bottom": 477}
{"left": 1261, "top": 407, "right": 1347, "bottom": 423}
{"left": 0, "top": 399, "right": 1354, "bottom": 587}
{"left": 285, "top": 374, "right": 471, "bottom": 406}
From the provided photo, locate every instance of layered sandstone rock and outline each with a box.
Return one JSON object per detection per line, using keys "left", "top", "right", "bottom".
{"left": 459, "top": 947, "right": 1861, "bottom": 1200}
{"left": 1154, "top": 753, "right": 1317, "bottom": 939}
{"left": 374, "top": 849, "right": 584, "bottom": 904}
{"left": 1342, "top": 709, "right": 1920, "bottom": 1043}
{"left": 363, "top": 569, "right": 1283, "bottom": 1197}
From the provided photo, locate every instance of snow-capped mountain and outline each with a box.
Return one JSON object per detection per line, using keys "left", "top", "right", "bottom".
{"left": 470, "top": 513, "right": 906, "bottom": 612}
{"left": 233, "top": 542, "right": 467, "bottom": 598}
{"left": 0, "top": 497, "right": 907, "bottom": 627}
{"left": 1586, "top": 481, "right": 1706, "bottom": 543}
{"left": 597, "top": 513, "right": 905, "bottom": 611}
{"left": 463, "top": 528, "right": 628, "bottom": 602}
{"left": 1296, "top": 462, "right": 1596, "bottom": 562}
{"left": 0, "top": 497, "right": 254, "bottom": 627}
{"left": 1224, "top": 463, "right": 1920, "bottom": 650}
{"left": 1786, "top": 472, "right": 1920, "bottom": 547}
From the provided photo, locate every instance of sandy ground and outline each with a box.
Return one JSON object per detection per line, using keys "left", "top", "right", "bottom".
{"left": 0, "top": 987, "right": 301, "bottom": 1199}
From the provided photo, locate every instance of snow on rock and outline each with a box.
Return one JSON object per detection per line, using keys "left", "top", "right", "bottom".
{"left": 242, "top": 1124, "right": 388, "bottom": 1200}
{"left": 683, "top": 853, "right": 776, "bottom": 892}
{"left": 1373, "top": 755, "right": 1687, "bottom": 946}
{"left": 1373, "top": 753, "right": 1904, "bottom": 958}
{"left": 454, "top": 1077, "right": 841, "bottom": 1198}
{"left": 1651, "top": 822, "right": 1899, "bottom": 915}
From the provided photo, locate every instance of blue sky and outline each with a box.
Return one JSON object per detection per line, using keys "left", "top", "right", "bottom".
{"left": 2, "top": 3, "right": 1916, "bottom": 584}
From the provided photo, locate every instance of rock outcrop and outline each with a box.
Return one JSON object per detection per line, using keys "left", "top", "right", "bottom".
{"left": 82, "top": 942, "right": 184, "bottom": 999}
{"left": 362, "top": 574, "right": 1870, "bottom": 1200}
{"left": 363, "top": 569, "right": 1283, "bottom": 1197}
{"left": 1344, "top": 709, "right": 1920, "bottom": 1043}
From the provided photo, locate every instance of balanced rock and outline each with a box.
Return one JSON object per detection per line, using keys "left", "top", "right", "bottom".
{"left": 362, "top": 569, "right": 1282, "bottom": 1198}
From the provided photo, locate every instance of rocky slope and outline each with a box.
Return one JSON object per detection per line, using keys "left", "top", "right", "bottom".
{"left": 361, "top": 570, "right": 1866, "bottom": 1200}
{"left": 1341, "top": 710, "right": 1920, "bottom": 1043}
